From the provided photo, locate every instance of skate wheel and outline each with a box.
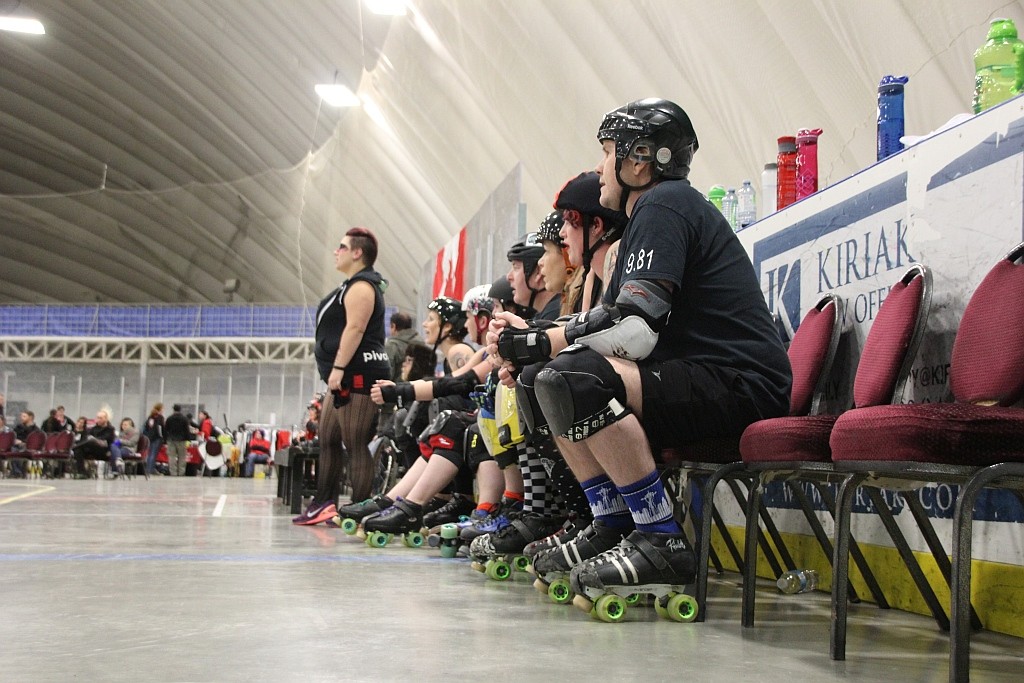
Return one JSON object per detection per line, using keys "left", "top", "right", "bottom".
{"left": 665, "top": 593, "right": 698, "bottom": 623}
{"left": 440, "top": 523, "right": 459, "bottom": 540}
{"left": 625, "top": 593, "right": 643, "bottom": 606}
{"left": 548, "top": 579, "right": 574, "bottom": 605}
{"left": 470, "top": 561, "right": 485, "bottom": 573}
{"left": 572, "top": 594, "right": 593, "bottom": 613}
{"left": 511, "top": 555, "right": 531, "bottom": 572}
{"left": 594, "top": 594, "right": 627, "bottom": 623}
{"left": 440, "top": 544, "right": 458, "bottom": 559}
{"left": 404, "top": 532, "right": 424, "bottom": 548}
{"left": 485, "top": 559, "right": 512, "bottom": 581}
{"left": 367, "top": 531, "right": 389, "bottom": 548}
{"left": 427, "top": 534, "right": 441, "bottom": 548}
{"left": 341, "top": 518, "right": 358, "bottom": 535}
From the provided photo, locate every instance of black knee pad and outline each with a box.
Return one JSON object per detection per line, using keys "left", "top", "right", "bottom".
{"left": 419, "top": 410, "right": 474, "bottom": 466}
{"left": 534, "top": 346, "right": 630, "bottom": 442}
{"left": 516, "top": 363, "right": 550, "bottom": 437}
{"left": 464, "top": 423, "right": 493, "bottom": 472}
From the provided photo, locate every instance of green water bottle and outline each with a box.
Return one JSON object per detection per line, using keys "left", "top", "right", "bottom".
{"left": 973, "top": 18, "right": 1024, "bottom": 114}
{"left": 708, "top": 185, "right": 726, "bottom": 211}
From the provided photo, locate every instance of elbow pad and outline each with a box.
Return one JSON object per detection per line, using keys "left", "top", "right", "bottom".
{"left": 564, "top": 280, "right": 672, "bottom": 361}
{"left": 431, "top": 373, "right": 478, "bottom": 398}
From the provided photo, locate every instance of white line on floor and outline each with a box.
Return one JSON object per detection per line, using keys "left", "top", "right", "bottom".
{"left": 212, "top": 494, "right": 227, "bottom": 517}
{"left": 0, "top": 484, "right": 55, "bottom": 506}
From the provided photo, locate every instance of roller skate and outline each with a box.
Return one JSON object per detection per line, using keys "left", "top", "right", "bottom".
{"left": 427, "top": 507, "right": 488, "bottom": 558}
{"left": 530, "top": 520, "right": 629, "bottom": 606}
{"left": 362, "top": 498, "right": 426, "bottom": 548}
{"left": 459, "top": 497, "right": 523, "bottom": 545}
{"left": 523, "top": 516, "right": 590, "bottom": 562}
{"left": 331, "top": 494, "right": 393, "bottom": 535}
{"left": 569, "top": 530, "right": 698, "bottom": 623}
{"left": 469, "top": 513, "right": 567, "bottom": 581}
{"left": 422, "top": 493, "right": 476, "bottom": 530}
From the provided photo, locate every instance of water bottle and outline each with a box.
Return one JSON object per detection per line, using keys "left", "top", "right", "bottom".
{"left": 877, "top": 75, "right": 909, "bottom": 160}
{"left": 973, "top": 18, "right": 1024, "bottom": 114}
{"left": 736, "top": 180, "right": 757, "bottom": 228}
{"left": 707, "top": 185, "right": 726, "bottom": 211}
{"left": 795, "top": 128, "right": 823, "bottom": 200}
{"left": 761, "top": 163, "right": 777, "bottom": 217}
{"left": 721, "top": 188, "right": 738, "bottom": 231}
{"left": 776, "top": 136, "right": 797, "bottom": 210}
{"left": 777, "top": 568, "right": 819, "bottom": 594}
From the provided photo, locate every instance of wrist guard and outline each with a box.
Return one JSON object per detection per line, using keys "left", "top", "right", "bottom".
{"left": 380, "top": 382, "right": 416, "bottom": 407}
{"left": 497, "top": 326, "right": 551, "bottom": 368}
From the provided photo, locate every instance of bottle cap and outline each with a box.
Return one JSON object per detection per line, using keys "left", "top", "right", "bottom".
{"left": 707, "top": 185, "right": 725, "bottom": 199}
{"left": 878, "top": 74, "right": 909, "bottom": 93}
{"left": 777, "top": 136, "right": 796, "bottom": 153}
{"left": 763, "top": 162, "right": 778, "bottom": 170}
{"left": 796, "top": 128, "right": 823, "bottom": 142}
{"left": 988, "top": 18, "right": 1018, "bottom": 41}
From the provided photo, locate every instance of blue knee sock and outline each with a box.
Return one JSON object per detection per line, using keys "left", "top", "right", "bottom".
{"left": 619, "top": 470, "right": 681, "bottom": 534}
{"left": 581, "top": 474, "right": 633, "bottom": 529}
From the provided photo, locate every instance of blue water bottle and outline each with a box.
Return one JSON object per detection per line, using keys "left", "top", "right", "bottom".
{"left": 877, "top": 75, "right": 909, "bottom": 161}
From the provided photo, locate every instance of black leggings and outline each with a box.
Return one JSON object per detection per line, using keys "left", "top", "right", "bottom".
{"left": 315, "top": 392, "right": 379, "bottom": 504}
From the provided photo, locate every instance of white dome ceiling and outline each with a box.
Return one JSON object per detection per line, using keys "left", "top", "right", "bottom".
{"left": 1, "top": 0, "right": 1017, "bottom": 312}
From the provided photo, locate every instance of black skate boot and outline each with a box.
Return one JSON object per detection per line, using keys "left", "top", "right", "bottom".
{"left": 530, "top": 520, "right": 630, "bottom": 605}
{"left": 362, "top": 498, "right": 425, "bottom": 548}
{"left": 468, "top": 513, "right": 567, "bottom": 581}
{"left": 423, "top": 493, "right": 476, "bottom": 531}
{"left": 333, "top": 494, "right": 393, "bottom": 535}
{"left": 523, "top": 516, "right": 591, "bottom": 561}
{"left": 569, "top": 530, "right": 698, "bottom": 623}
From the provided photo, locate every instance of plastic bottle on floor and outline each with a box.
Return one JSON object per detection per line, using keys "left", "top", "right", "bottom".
{"left": 777, "top": 568, "right": 819, "bottom": 594}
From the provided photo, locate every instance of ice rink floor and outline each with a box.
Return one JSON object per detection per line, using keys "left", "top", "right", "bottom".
{"left": 0, "top": 477, "right": 1021, "bottom": 682}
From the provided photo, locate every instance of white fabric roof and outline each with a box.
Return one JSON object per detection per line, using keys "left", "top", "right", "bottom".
{"left": 0, "top": 0, "right": 1019, "bottom": 312}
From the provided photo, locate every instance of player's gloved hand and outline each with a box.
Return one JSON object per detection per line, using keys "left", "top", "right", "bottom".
{"left": 496, "top": 326, "right": 551, "bottom": 369}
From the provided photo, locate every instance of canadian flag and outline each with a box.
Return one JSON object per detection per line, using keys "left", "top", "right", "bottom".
{"left": 432, "top": 227, "right": 466, "bottom": 300}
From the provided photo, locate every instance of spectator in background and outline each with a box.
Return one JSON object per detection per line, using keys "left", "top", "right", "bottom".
{"left": 71, "top": 408, "right": 116, "bottom": 477}
{"left": 143, "top": 403, "right": 165, "bottom": 476}
{"left": 12, "top": 411, "right": 39, "bottom": 475}
{"left": 245, "top": 429, "right": 272, "bottom": 477}
{"left": 197, "top": 410, "right": 214, "bottom": 440}
{"left": 109, "top": 417, "right": 140, "bottom": 478}
{"left": 0, "top": 414, "right": 10, "bottom": 477}
{"left": 41, "top": 405, "right": 73, "bottom": 433}
{"left": 0, "top": 392, "right": 5, "bottom": 419}
{"left": 164, "top": 404, "right": 193, "bottom": 477}
{"left": 384, "top": 311, "right": 422, "bottom": 382}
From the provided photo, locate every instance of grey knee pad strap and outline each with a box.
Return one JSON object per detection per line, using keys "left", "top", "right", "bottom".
{"left": 534, "top": 348, "right": 631, "bottom": 442}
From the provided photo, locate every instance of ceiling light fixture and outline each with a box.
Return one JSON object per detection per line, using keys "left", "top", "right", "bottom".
{"left": 0, "top": 17, "right": 45, "bottom": 34}
{"left": 314, "top": 84, "right": 360, "bottom": 107}
{"left": 365, "top": 0, "right": 407, "bottom": 17}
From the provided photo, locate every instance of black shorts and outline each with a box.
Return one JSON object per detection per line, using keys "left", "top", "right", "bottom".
{"left": 637, "top": 359, "right": 763, "bottom": 454}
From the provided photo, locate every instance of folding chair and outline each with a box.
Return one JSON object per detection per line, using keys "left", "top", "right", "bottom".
{"left": 0, "top": 431, "right": 17, "bottom": 476}
{"left": 122, "top": 435, "right": 149, "bottom": 480}
{"left": 829, "top": 242, "right": 1024, "bottom": 679}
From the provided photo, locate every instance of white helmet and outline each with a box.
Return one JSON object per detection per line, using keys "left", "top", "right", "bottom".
{"left": 462, "top": 284, "right": 495, "bottom": 317}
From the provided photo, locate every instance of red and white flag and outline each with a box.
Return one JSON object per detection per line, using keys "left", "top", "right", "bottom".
{"left": 432, "top": 227, "right": 466, "bottom": 300}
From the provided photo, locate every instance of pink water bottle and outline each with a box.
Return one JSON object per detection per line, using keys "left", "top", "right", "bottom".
{"left": 795, "top": 128, "right": 823, "bottom": 200}
{"left": 776, "top": 136, "right": 797, "bottom": 210}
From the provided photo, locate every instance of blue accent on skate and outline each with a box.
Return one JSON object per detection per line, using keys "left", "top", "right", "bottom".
{"left": 620, "top": 470, "right": 680, "bottom": 534}
{"left": 582, "top": 474, "right": 632, "bottom": 528}
{"left": 0, "top": 552, "right": 450, "bottom": 565}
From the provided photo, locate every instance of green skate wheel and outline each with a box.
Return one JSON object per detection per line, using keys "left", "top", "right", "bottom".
{"left": 512, "top": 555, "right": 531, "bottom": 572}
{"left": 625, "top": 593, "right": 643, "bottom": 606}
{"left": 655, "top": 597, "right": 669, "bottom": 619}
{"left": 341, "top": 518, "right": 358, "bottom": 535}
{"left": 548, "top": 579, "right": 574, "bottom": 605}
{"left": 404, "top": 532, "right": 424, "bottom": 548}
{"left": 440, "top": 523, "right": 459, "bottom": 540}
{"left": 440, "top": 544, "right": 458, "bottom": 559}
{"left": 367, "top": 531, "right": 389, "bottom": 548}
{"left": 485, "top": 559, "right": 512, "bottom": 581}
{"left": 594, "top": 594, "right": 627, "bottom": 623}
{"left": 665, "top": 593, "right": 698, "bottom": 623}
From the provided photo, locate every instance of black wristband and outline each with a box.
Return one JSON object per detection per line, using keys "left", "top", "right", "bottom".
{"left": 497, "top": 326, "right": 551, "bottom": 368}
{"left": 381, "top": 382, "right": 416, "bottom": 407}
{"left": 333, "top": 365, "right": 346, "bottom": 371}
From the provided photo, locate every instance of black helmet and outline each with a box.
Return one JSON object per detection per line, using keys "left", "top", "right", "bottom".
{"left": 554, "top": 171, "right": 627, "bottom": 234}
{"left": 428, "top": 296, "right": 467, "bottom": 332}
{"left": 488, "top": 277, "right": 514, "bottom": 308}
{"left": 597, "top": 98, "right": 698, "bottom": 182}
{"left": 506, "top": 232, "right": 544, "bottom": 278}
{"left": 536, "top": 211, "right": 565, "bottom": 247}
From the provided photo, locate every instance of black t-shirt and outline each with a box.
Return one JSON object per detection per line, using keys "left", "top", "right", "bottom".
{"left": 605, "top": 179, "right": 791, "bottom": 416}
{"left": 315, "top": 268, "right": 391, "bottom": 384}
{"left": 535, "top": 295, "right": 562, "bottom": 322}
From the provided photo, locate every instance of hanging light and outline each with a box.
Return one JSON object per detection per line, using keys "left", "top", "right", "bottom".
{"left": 0, "top": 17, "right": 45, "bottom": 34}
{"left": 365, "top": 0, "right": 407, "bottom": 17}
{"left": 314, "top": 84, "right": 360, "bottom": 107}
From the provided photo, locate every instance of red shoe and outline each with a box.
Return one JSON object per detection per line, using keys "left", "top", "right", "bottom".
{"left": 292, "top": 501, "right": 338, "bottom": 526}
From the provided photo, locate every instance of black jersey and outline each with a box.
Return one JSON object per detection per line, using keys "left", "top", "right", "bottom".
{"left": 605, "top": 179, "right": 791, "bottom": 415}
{"left": 535, "top": 294, "right": 562, "bottom": 322}
{"left": 314, "top": 268, "right": 391, "bottom": 384}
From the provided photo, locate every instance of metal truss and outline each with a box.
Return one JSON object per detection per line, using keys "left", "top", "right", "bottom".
{"left": 0, "top": 337, "right": 314, "bottom": 365}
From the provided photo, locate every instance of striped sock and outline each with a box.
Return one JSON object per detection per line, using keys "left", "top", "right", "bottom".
{"left": 581, "top": 474, "right": 633, "bottom": 529}
{"left": 619, "top": 470, "right": 680, "bottom": 534}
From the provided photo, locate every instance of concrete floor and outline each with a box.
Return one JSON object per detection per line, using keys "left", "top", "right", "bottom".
{"left": 0, "top": 477, "right": 1021, "bottom": 683}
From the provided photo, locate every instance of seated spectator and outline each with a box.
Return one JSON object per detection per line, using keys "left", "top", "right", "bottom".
{"left": 11, "top": 410, "right": 40, "bottom": 478}
{"left": 41, "top": 406, "right": 73, "bottom": 433}
{"left": 245, "top": 429, "right": 272, "bottom": 477}
{"left": 109, "top": 417, "right": 140, "bottom": 478}
{"left": 293, "top": 403, "right": 320, "bottom": 445}
{"left": 72, "top": 409, "right": 116, "bottom": 477}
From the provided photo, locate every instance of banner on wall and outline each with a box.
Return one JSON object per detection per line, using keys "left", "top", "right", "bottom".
{"left": 432, "top": 228, "right": 466, "bottom": 300}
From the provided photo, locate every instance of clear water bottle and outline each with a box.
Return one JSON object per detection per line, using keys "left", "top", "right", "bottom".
{"left": 737, "top": 180, "right": 756, "bottom": 228}
{"left": 973, "top": 18, "right": 1024, "bottom": 114}
{"left": 877, "top": 75, "right": 909, "bottom": 160}
{"left": 795, "top": 128, "right": 823, "bottom": 200}
{"left": 776, "top": 136, "right": 797, "bottom": 210}
{"left": 708, "top": 185, "right": 726, "bottom": 211}
{"left": 761, "top": 162, "right": 777, "bottom": 217}
{"left": 721, "top": 188, "right": 738, "bottom": 230}
{"left": 777, "top": 568, "right": 819, "bottom": 594}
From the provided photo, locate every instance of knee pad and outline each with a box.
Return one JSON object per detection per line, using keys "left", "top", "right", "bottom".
{"left": 496, "top": 382, "right": 526, "bottom": 450}
{"left": 463, "top": 423, "right": 493, "bottom": 471}
{"left": 419, "top": 410, "right": 475, "bottom": 468}
{"left": 516, "top": 363, "right": 551, "bottom": 437}
{"left": 534, "top": 346, "right": 631, "bottom": 442}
